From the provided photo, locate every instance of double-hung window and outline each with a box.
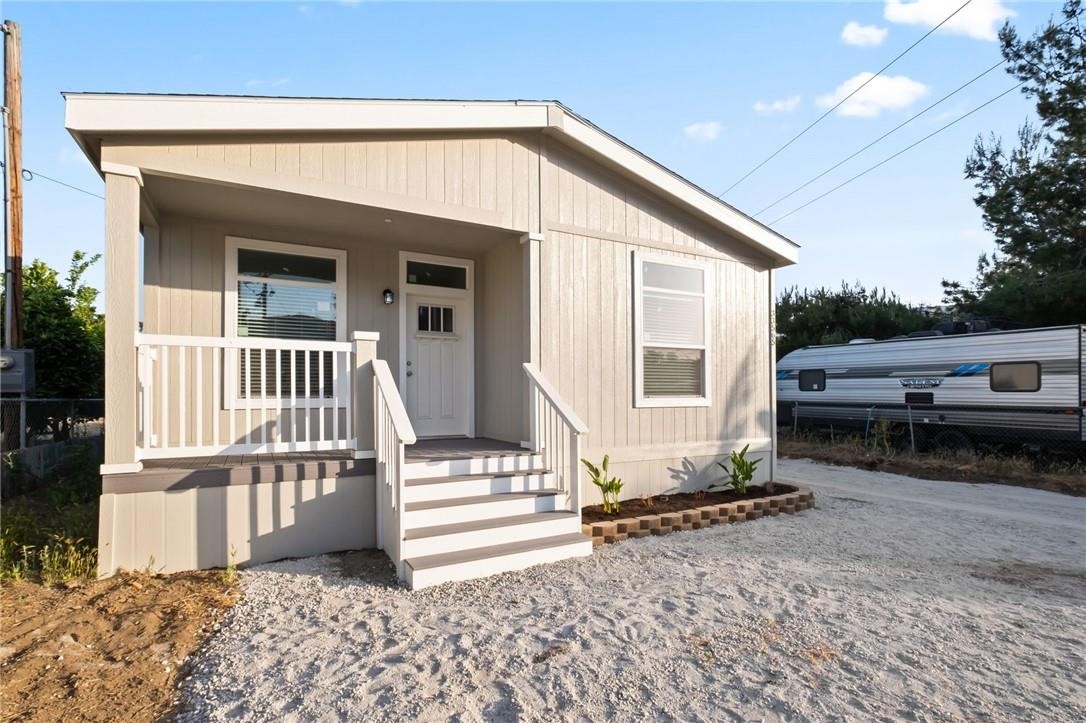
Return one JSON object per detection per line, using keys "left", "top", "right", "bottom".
{"left": 225, "top": 237, "right": 347, "bottom": 403}
{"left": 634, "top": 252, "right": 711, "bottom": 407}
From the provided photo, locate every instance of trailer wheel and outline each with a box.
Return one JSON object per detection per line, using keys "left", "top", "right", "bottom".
{"left": 932, "top": 429, "right": 973, "bottom": 453}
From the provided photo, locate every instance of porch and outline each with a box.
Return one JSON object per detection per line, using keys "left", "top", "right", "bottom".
{"left": 99, "top": 165, "right": 589, "bottom": 587}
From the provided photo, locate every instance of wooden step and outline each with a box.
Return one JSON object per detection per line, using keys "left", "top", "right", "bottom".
{"left": 403, "top": 469, "right": 556, "bottom": 504}
{"left": 405, "top": 532, "right": 593, "bottom": 589}
{"left": 401, "top": 511, "right": 581, "bottom": 558}
{"left": 404, "top": 490, "right": 561, "bottom": 526}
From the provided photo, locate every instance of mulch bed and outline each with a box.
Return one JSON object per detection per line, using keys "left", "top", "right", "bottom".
{"left": 582, "top": 484, "right": 795, "bottom": 523}
{"left": 0, "top": 571, "right": 238, "bottom": 723}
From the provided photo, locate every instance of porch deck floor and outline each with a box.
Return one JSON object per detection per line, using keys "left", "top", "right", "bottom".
{"left": 137, "top": 437, "right": 525, "bottom": 472}
{"left": 405, "top": 437, "right": 526, "bottom": 462}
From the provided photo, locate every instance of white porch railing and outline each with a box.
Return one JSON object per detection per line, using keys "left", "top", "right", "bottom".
{"left": 524, "top": 363, "right": 588, "bottom": 512}
{"left": 135, "top": 333, "right": 355, "bottom": 459}
{"left": 373, "top": 358, "right": 416, "bottom": 579}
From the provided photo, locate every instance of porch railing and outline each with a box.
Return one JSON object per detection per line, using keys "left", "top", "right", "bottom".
{"left": 373, "top": 358, "right": 416, "bottom": 579}
{"left": 524, "top": 363, "right": 588, "bottom": 512}
{"left": 135, "top": 333, "right": 355, "bottom": 459}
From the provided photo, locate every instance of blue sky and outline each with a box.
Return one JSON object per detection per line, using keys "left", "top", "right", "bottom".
{"left": 10, "top": 0, "right": 1061, "bottom": 304}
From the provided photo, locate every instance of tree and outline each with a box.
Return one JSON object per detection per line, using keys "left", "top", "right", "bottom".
{"left": 942, "top": 1, "right": 1086, "bottom": 326}
{"left": 1, "top": 251, "right": 104, "bottom": 398}
{"left": 776, "top": 283, "right": 935, "bottom": 359}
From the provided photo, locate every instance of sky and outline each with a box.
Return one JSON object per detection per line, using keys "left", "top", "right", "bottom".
{"left": 6, "top": 0, "right": 1063, "bottom": 305}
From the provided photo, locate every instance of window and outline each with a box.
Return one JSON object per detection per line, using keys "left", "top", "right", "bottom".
{"left": 417, "top": 304, "right": 454, "bottom": 333}
{"left": 226, "top": 237, "right": 347, "bottom": 401}
{"left": 634, "top": 253, "right": 710, "bottom": 407}
{"left": 990, "top": 362, "right": 1041, "bottom": 392}
{"left": 406, "top": 260, "right": 467, "bottom": 290}
{"left": 798, "top": 369, "right": 826, "bottom": 392}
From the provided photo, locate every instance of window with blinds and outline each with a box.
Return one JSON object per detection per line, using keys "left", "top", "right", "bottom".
{"left": 228, "top": 240, "right": 345, "bottom": 400}
{"left": 635, "top": 255, "right": 710, "bottom": 406}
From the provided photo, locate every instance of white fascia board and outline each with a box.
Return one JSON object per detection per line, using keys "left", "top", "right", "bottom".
{"left": 547, "top": 109, "right": 800, "bottom": 266}
{"left": 64, "top": 94, "right": 552, "bottom": 133}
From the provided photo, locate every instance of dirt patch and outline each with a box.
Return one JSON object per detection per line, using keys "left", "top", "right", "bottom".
{"left": 580, "top": 484, "right": 797, "bottom": 523}
{"left": 779, "top": 437, "right": 1086, "bottom": 496}
{"left": 969, "top": 560, "right": 1086, "bottom": 599}
{"left": 0, "top": 571, "right": 237, "bottom": 723}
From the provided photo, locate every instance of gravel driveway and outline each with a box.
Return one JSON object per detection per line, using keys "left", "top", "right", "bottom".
{"left": 174, "top": 459, "right": 1086, "bottom": 722}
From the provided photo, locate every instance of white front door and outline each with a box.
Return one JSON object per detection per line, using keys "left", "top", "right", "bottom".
{"left": 405, "top": 295, "right": 471, "bottom": 437}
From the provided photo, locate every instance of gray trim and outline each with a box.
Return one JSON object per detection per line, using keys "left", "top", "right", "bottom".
{"left": 103, "top": 457, "right": 376, "bottom": 494}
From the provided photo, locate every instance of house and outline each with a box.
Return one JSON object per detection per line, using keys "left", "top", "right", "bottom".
{"left": 65, "top": 94, "right": 799, "bottom": 589}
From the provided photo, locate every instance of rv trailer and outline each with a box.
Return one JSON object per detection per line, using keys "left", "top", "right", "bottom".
{"left": 776, "top": 325, "right": 1086, "bottom": 450}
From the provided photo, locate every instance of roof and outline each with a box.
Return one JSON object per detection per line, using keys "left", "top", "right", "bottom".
{"left": 63, "top": 93, "right": 799, "bottom": 266}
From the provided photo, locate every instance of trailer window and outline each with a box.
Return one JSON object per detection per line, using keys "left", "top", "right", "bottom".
{"left": 798, "top": 369, "right": 826, "bottom": 392}
{"left": 990, "top": 362, "right": 1041, "bottom": 392}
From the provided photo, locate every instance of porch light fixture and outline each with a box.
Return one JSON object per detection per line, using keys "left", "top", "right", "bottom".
{"left": 382, "top": 289, "right": 395, "bottom": 305}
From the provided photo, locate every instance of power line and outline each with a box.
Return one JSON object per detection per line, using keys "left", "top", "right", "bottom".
{"left": 768, "top": 81, "right": 1024, "bottom": 226}
{"left": 0, "top": 161, "right": 104, "bottom": 199}
{"left": 755, "top": 58, "right": 1006, "bottom": 217}
{"left": 718, "top": 0, "right": 974, "bottom": 197}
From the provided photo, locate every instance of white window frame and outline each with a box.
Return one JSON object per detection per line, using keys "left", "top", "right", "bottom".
{"left": 224, "top": 236, "right": 348, "bottom": 407}
{"left": 633, "top": 250, "right": 712, "bottom": 408}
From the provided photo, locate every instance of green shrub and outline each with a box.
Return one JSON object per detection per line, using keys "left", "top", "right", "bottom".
{"left": 581, "top": 455, "right": 624, "bottom": 514}
{"left": 713, "top": 444, "right": 761, "bottom": 495}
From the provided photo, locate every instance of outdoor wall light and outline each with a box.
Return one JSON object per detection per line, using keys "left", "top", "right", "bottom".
{"left": 382, "top": 289, "right": 395, "bottom": 305}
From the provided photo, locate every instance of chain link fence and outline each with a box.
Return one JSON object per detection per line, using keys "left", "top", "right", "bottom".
{"left": 1, "top": 398, "right": 105, "bottom": 490}
{"left": 779, "top": 401, "right": 1085, "bottom": 459}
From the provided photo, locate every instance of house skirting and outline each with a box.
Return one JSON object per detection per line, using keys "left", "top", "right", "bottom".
{"left": 97, "top": 475, "right": 376, "bottom": 576}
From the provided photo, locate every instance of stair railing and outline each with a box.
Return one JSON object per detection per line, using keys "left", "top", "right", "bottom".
{"left": 373, "top": 359, "right": 416, "bottom": 579}
{"left": 523, "top": 363, "right": 589, "bottom": 514}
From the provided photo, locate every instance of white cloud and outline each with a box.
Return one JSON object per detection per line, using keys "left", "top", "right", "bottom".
{"left": 753, "top": 95, "right": 802, "bottom": 115}
{"left": 682, "top": 121, "right": 722, "bottom": 142}
{"left": 246, "top": 77, "right": 291, "bottom": 89}
{"left": 841, "top": 21, "right": 888, "bottom": 47}
{"left": 816, "top": 72, "right": 928, "bottom": 117}
{"left": 884, "top": 0, "right": 1015, "bottom": 41}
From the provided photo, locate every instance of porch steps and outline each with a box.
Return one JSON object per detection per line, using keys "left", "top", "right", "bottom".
{"left": 399, "top": 450, "right": 592, "bottom": 589}
{"left": 405, "top": 533, "right": 592, "bottom": 590}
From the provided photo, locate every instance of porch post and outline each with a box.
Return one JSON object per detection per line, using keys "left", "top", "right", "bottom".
{"left": 351, "top": 331, "right": 380, "bottom": 458}
{"left": 520, "top": 231, "right": 543, "bottom": 445}
{"left": 101, "top": 171, "right": 142, "bottom": 474}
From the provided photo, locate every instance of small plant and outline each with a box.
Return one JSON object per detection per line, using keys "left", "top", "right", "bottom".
{"left": 222, "top": 545, "right": 239, "bottom": 586}
{"left": 713, "top": 444, "right": 761, "bottom": 495}
{"left": 581, "top": 455, "right": 624, "bottom": 514}
{"left": 640, "top": 494, "right": 655, "bottom": 509}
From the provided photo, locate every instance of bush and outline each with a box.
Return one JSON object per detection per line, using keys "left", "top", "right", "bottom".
{"left": 582, "top": 455, "right": 624, "bottom": 514}
{"left": 713, "top": 444, "right": 762, "bottom": 495}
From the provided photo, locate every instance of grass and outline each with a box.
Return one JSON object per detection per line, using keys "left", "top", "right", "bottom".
{"left": 779, "top": 429, "right": 1086, "bottom": 496}
{"left": 1, "top": 442, "right": 101, "bottom": 584}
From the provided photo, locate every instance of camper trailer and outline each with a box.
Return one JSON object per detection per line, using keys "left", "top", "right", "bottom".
{"left": 777, "top": 325, "right": 1086, "bottom": 450}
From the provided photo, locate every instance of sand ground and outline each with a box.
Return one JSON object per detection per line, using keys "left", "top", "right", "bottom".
{"left": 173, "top": 460, "right": 1086, "bottom": 722}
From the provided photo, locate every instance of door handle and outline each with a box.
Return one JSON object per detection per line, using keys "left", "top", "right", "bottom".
{"left": 406, "top": 371, "right": 413, "bottom": 377}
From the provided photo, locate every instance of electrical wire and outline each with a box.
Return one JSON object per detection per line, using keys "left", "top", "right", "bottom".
{"left": 718, "top": 0, "right": 975, "bottom": 197}
{"left": 768, "top": 81, "right": 1025, "bottom": 225}
{"left": 754, "top": 58, "right": 1006, "bottom": 217}
{"left": 0, "top": 161, "right": 104, "bottom": 199}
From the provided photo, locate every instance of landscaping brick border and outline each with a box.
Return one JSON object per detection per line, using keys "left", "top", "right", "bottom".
{"left": 580, "top": 486, "right": 816, "bottom": 546}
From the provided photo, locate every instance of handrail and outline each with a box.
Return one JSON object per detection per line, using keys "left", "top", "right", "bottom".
{"left": 373, "top": 358, "right": 415, "bottom": 581}
{"left": 523, "top": 363, "right": 587, "bottom": 515}
{"left": 373, "top": 360, "right": 417, "bottom": 445}
{"left": 523, "top": 363, "right": 588, "bottom": 433}
{"left": 137, "top": 332, "right": 352, "bottom": 352}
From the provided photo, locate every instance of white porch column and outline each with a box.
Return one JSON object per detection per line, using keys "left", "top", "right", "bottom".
{"left": 352, "top": 331, "right": 380, "bottom": 458}
{"left": 101, "top": 170, "right": 143, "bottom": 474}
{"left": 520, "top": 231, "right": 543, "bottom": 444}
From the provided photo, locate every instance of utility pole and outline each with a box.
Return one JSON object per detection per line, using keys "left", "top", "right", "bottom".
{"left": 3, "top": 19, "right": 22, "bottom": 350}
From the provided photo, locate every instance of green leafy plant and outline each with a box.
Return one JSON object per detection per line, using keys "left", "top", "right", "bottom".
{"left": 581, "top": 455, "right": 624, "bottom": 514}
{"left": 222, "top": 545, "right": 239, "bottom": 586}
{"left": 713, "top": 444, "right": 761, "bottom": 495}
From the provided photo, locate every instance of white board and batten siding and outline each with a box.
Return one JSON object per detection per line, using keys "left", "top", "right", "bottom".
{"left": 125, "top": 128, "right": 776, "bottom": 497}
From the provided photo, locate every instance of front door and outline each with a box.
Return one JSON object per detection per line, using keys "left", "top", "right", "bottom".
{"left": 405, "top": 295, "right": 470, "bottom": 437}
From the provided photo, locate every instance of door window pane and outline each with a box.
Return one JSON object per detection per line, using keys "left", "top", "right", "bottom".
{"left": 406, "top": 261, "right": 467, "bottom": 289}
{"left": 442, "top": 307, "right": 454, "bottom": 334}
{"left": 417, "top": 305, "right": 430, "bottom": 332}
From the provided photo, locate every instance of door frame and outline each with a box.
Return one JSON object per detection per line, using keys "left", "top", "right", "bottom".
{"left": 398, "top": 250, "right": 475, "bottom": 438}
